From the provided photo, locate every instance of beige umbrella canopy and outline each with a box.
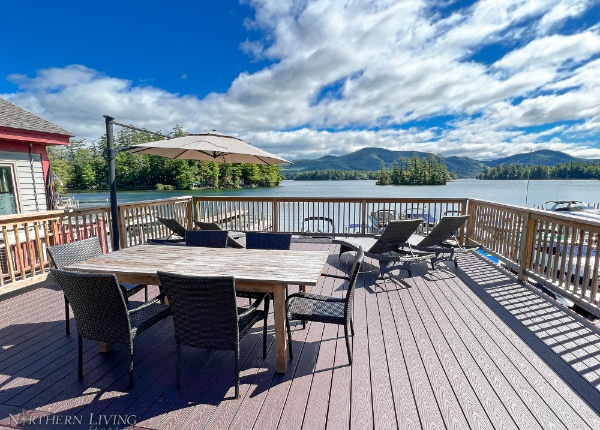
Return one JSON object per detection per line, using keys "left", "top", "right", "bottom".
{"left": 126, "top": 131, "right": 290, "bottom": 165}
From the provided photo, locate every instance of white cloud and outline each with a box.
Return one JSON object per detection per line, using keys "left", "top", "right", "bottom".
{"left": 494, "top": 32, "right": 600, "bottom": 71}
{"left": 2, "top": 0, "right": 600, "bottom": 161}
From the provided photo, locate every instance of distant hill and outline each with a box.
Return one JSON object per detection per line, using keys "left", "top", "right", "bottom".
{"left": 484, "top": 149, "right": 584, "bottom": 167}
{"left": 284, "top": 147, "right": 484, "bottom": 178}
{"left": 283, "top": 148, "right": 597, "bottom": 179}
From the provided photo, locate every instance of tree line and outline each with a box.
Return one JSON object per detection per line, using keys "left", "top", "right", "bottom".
{"left": 48, "top": 126, "right": 283, "bottom": 191}
{"left": 376, "top": 153, "right": 456, "bottom": 185}
{"left": 286, "top": 170, "right": 378, "bottom": 180}
{"left": 477, "top": 161, "right": 600, "bottom": 180}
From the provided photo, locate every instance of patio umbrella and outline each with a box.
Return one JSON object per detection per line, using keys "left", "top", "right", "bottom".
{"left": 105, "top": 120, "right": 290, "bottom": 251}
{"left": 125, "top": 131, "right": 290, "bottom": 165}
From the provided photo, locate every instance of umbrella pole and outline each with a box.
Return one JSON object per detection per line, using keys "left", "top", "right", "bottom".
{"left": 104, "top": 115, "right": 120, "bottom": 251}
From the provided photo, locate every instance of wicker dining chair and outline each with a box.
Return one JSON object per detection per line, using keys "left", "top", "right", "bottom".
{"left": 245, "top": 232, "right": 292, "bottom": 250}
{"left": 51, "top": 269, "right": 171, "bottom": 387}
{"left": 286, "top": 246, "right": 364, "bottom": 365}
{"left": 185, "top": 229, "right": 229, "bottom": 248}
{"left": 157, "top": 272, "right": 269, "bottom": 398}
{"left": 48, "top": 237, "right": 148, "bottom": 335}
{"left": 239, "top": 232, "right": 293, "bottom": 302}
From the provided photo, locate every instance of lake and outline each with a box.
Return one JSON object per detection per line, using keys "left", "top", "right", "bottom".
{"left": 65, "top": 179, "right": 600, "bottom": 209}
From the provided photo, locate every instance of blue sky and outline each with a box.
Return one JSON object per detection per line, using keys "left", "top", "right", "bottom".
{"left": 2, "top": 0, "right": 600, "bottom": 161}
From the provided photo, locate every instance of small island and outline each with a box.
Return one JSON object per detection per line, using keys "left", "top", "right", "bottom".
{"left": 376, "top": 153, "right": 456, "bottom": 185}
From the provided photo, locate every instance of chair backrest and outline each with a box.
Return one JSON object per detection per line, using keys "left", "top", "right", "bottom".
{"left": 344, "top": 247, "right": 364, "bottom": 319}
{"left": 185, "top": 229, "right": 228, "bottom": 248}
{"left": 157, "top": 217, "right": 187, "bottom": 238}
{"left": 194, "top": 221, "right": 245, "bottom": 248}
{"left": 417, "top": 215, "right": 469, "bottom": 247}
{"left": 369, "top": 219, "right": 423, "bottom": 254}
{"left": 157, "top": 272, "right": 239, "bottom": 350}
{"left": 51, "top": 269, "right": 131, "bottom": 343}
{"left": 47, "top": 237, "right": 104, "bottom": 269}
{"left": 245, "top": 232, "right": 292, "bottom": 250}
{"left": 193, "top": 221, "right": 223, "bottom": 231}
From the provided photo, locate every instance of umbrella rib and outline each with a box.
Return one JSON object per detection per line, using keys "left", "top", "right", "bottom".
{"left": 196, "top": 150, "right": 223, "bottom": 159}
{"left": 172, "top": 149, "right": 189, "bottom": 159}
{"left": 254, "top": 156, "right": 273, "bottom": 165}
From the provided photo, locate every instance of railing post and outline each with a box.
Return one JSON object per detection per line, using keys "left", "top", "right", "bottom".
{"left": 360, "top": 200, "right": 367, "bottom": 235}
{"left": 186, "top": 198, "right": 194, "bottom": 230}
{"left": 465, "top": 199, "right": 475, "bottom": 245}
{"left": 117, "top": 205, "right": 127, "bottom": 250}
{"left": 519, "top": 212, "right": 536, "bottom": 282}
{"left": 272, "top": 199, "right": 280, "bottom": 232}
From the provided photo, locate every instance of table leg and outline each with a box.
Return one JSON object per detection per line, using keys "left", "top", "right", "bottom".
{"left": 273, "top": 285, "right": 288, "bottom": 373}
{"left": 98, "top": 341, "right": 112, "bottom": 353}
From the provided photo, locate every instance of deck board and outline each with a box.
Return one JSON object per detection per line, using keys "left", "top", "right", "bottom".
{"left": 1, "top": 243, "right": 600, "bottom": 429}
{"left": 455, "top": 253, "right": 600, "bottom": 428}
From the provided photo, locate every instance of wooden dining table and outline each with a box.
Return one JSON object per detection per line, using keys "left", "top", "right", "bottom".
{"left": 64, "top": 244, "right": 330, "bottom": 373}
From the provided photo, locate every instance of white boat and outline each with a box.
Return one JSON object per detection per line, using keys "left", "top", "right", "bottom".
{"left": 544, "top": 200, "right": 600, "bottom": 222}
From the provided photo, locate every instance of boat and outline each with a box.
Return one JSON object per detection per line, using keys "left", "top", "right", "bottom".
{"left": 368, "top": 209, "right": 399, "bottom": 233}
{"left": 301, "top": 216, "right": 335, "bottom": 235}
{"left": 403, "top": 208, "right": 437, "bottom": 227}
{"left": 345, "top": 223, "right": 377, "bottom": 234}
{"left": 544, "top": 200, "right": 600, "bottom": 222}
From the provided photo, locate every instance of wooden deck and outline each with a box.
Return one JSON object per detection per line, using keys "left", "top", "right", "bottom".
{"left": 1, "top": 242, "right": 600, "bottom": 429}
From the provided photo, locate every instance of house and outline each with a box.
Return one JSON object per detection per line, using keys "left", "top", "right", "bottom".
{"left": 0, "top": 98, "right": 72, "bottom": 215}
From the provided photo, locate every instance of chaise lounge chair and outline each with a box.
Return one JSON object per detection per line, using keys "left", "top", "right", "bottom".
{"left": 398, "top": 215, "right": 474, "bottom": 267}
{"left": 333, "top": 219, "right": 434, "bottom": 278}
{"left": 155, "top": 217, "right": 187, "bottom": 242}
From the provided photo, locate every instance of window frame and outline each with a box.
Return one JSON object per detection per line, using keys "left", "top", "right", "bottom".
{"left": 0, "top": 161, "right": 22, "bottom": 215}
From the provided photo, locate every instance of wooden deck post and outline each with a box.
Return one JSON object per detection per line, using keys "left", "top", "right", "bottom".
{"left": 272, "top": 198, "right": 279, "bottom": 232}
{"left": 519, "top": 213, "right": 536, "bottom": 282}
{"left": 360, "top": 200, "right": 367, "bottom": 235}
{"left": 117, "top": 206, "right": 127, "bottom": 250}
{"left": 186, "top": 198, "right": 194, "bottom": 230}
{"left": 465, "top": 199, "right": 474, "bottom": 245}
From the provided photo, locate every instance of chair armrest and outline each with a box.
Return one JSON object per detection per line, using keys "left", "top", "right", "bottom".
{"left": 286, "top": 292, "right": 344, "bottom": 306}
{"left": 237, "top": 296, "right": 266, "bottom": 319}
{"left": 127, "top": 299, "right": 160, "bottom": 315}
{"left": 320, "top": 273, "right": 350, "bottom": 281}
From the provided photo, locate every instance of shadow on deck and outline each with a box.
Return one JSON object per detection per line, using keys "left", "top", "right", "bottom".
{"left": 0, "top": 242, "right": 600, "bottom": 429}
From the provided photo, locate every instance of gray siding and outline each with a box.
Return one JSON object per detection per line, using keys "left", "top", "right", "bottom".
{"left": 0, "top": 150, "right": 47, "bottom": 213}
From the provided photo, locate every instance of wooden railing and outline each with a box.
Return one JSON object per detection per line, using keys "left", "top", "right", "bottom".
{"left": 192, "top": 196, "right": 468, "bottom": 235}
{"left": 118, "top": 197, "right": 192, "bottom": 248}
{"left": 468, "top": 199, "right": 600, "bottom": 316}
{"left": 2, "top": 195, "right": 599, "bottom": 318}
{"left": 0, "top": 197, "right": 192, "bottom": 290}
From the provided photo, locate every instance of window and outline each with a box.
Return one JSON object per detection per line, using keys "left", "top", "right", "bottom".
{"left": 0, "top": 165, "right": 18, "bottom": 215}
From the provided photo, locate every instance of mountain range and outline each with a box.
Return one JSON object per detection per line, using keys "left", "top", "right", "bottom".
{"left": 283, "top": 149, "right": 595, "bottom": 178}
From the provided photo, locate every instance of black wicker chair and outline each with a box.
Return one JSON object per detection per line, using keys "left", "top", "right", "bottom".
{"left": 193, "top": 221, "right": 245, "bottom": 248}
{"left": 157, "top": 272, "right": 269, "bottom": 398}
{"left": 185, "top": 229, "right": 229, "bottom": 248}
{"left": 47, "top": 237, "right": 148, "bottom": 335}
{"left": 50, "top": 269, "right": 171, "bottom": 387}
{"left": 245, "top": 232, "right": 292, "bottom": 250}
{"left": 286, "top": 246, "right": 364, "bottom": 365}
{"left": 239, "top": 232, "right": 292, "bottom": 302}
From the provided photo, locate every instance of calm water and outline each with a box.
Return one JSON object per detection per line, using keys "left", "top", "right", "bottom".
{"left": 66, "top": 179, "right": 600, "bottom": 209}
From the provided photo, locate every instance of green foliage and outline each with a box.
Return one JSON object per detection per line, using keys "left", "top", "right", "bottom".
{"left": 376, "top": 153, "right": 451, "bottom": 185}
{"left": 286, "top": 170, "right": 377, "bottom": 180}
{"left": 477, "top": 161, "right": 600, "bottom": 180}
{"left": 48, "top": 126, "right": 283, "bottom": 190}
{"left": 156, "top": 183, "right": 175, "bottom": 191}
